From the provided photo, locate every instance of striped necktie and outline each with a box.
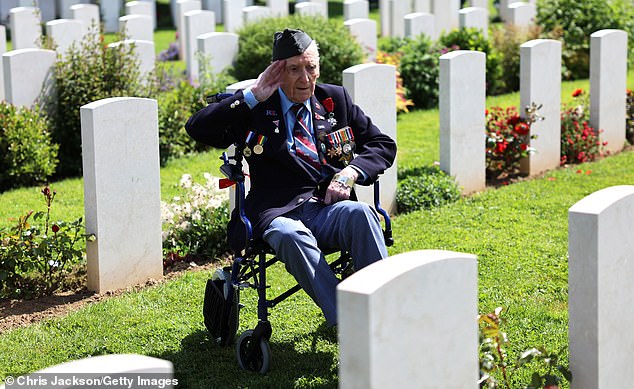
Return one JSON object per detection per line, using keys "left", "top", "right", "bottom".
{"left": 291, "top": 104, "right": 320, "bottom": 170}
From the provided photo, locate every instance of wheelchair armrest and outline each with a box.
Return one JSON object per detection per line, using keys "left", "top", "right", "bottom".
{"left": 220, "top": 163, "right": 245, "bottom": 183}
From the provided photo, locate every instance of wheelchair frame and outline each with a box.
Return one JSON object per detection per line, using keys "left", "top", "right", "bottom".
{"left": 202, "top": 94, "right": 393, "bottom": 374}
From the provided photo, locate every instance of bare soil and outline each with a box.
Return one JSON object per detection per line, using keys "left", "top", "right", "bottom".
{"left": 0, "top": 258, "right": 222, "bottom": 334}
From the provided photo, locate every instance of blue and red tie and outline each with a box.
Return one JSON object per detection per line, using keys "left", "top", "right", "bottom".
{"left": 292, "top": 104, "right": 321, "bottom": 170}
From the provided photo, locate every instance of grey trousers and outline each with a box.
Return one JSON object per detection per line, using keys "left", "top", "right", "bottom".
{"left": 262, "top": 199, "right": 388, "bottom": 326}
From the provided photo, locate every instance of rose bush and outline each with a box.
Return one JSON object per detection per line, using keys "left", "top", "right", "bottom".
{"left": 485, "top": 104, "right": 541, "bottom": 179}
{"left": 560, "top": 89, "right": 606, "bottom": 165}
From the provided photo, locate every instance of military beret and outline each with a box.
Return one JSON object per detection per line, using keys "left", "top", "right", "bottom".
{"left": 272, "top": 28, "right": 313, "bottom": 61}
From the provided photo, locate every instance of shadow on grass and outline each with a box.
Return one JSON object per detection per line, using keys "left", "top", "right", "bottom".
{"left": 157, "top": 325, "right": 338, "bottom": 388}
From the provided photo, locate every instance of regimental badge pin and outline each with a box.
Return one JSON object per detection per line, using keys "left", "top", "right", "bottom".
{"left": 243, "top": 147, "right": 252, "bottom": 157}
{"left": 327, "top": 112, "right": 337, "bottom": 127}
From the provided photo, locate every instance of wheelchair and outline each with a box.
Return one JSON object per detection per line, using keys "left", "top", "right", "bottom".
{"left": 201, "top": 97, "right": 393, "bottom": 375}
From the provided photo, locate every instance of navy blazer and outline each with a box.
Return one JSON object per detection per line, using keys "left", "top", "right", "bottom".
{"left": 186, "top": 83, "right": 397, "bottom": 251}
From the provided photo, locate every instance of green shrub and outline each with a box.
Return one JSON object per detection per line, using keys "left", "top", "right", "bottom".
{"left": 536, "top": 0, "right": 634, "bottom": 80}
{"left": 398, "top": 34, "right": 439, "bottom": 109}
{"left": 490, "top": 24, "right": 542, "bottom": 94}
{"left": 0, "top": 103, "right": 58, "bottom": 191}
{"left": 439, "top": 28, "right": 505, "bottom": 96}
{"left": 153, "top": 61, "right": 235, "bottom": 165}
{"left": 231, "top": 15, "right": 364, "bottom": 85}
{"left": 0, "top": 186, "right": 91, "bottom": 299}
{"left": 396, "top": 166, "right": 461, "bottom": 214}
{"left": 50, "top": 31, "right": 143, "bottom": 177}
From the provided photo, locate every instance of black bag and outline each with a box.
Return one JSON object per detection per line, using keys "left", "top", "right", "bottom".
{"left": 203, "top": 270, "right": 239, "bottom": 346}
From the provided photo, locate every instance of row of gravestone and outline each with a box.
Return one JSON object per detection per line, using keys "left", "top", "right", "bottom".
{"left": 1, "top": 0, "right": 542, "bottom": 87}
{"left": 0, "top": 0, "right": 155, "bottom": 33}
{"left": 337, "top": 184, "right": 634, "bottom": 388}
{"left": 440, "top": 30, "right": 628, "bottom": 194}
{"left": 3, "top": 4, "right": 153, "bottom": 54}
{"left": 0, "top": 24, "right": 155, "bottom": 105}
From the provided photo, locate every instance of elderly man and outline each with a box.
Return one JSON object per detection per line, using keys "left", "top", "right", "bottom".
{"left": 186, "top": 29, "right": 396, "bottom": 326}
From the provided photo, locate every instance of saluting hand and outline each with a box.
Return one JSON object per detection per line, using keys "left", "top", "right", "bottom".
{"left": 252, "top": 60, "right": 286, "bottom": 102}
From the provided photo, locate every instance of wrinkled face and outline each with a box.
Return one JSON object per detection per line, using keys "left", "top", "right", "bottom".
{"left": 280, "top": 44, "right": 320, "bottom": 103}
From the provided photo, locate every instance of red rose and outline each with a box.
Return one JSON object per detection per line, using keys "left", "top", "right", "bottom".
{"left": 514, "top": 122, "right": 530, "bottom": 135}
{"left": 52, "top": 224, "right": 60, "bottom": 233}
{"left": 572, "top": 88, "right": 583, "bottom": 97}
{"left": 322, "top": 97, "right": 334, "bottom": 113}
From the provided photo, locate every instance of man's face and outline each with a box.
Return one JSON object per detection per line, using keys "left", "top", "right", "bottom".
{"left": 280, "top": 46, "right": 320, "bottom": 104}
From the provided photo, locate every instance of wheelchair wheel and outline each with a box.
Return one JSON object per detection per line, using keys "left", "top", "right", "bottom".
{"left": 236, "top": 330, "right": 271, "bottom": 374}
{"left": 221, "top": 287, "right": 240, "bottom": 346}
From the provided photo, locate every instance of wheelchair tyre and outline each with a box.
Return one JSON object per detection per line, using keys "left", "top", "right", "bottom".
{"left": 221, "top": 287, "right": 240, "bottom": 346}
{"left": 236, "top": 330, "right": 271, "bottom": 374}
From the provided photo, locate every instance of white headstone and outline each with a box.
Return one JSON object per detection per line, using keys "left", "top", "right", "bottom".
{"left": 568, "top": 185, "right": 634, "bottom": 388}
{"left": 338, "top": 250, "right": 479, "bottom": 389}
{"left": 71, "top": 3, "right": 100, "bottom": 35}
{"left": 412, "top": 0, "right": 430, "bottom": 13}
{"left": 310, "top": 0, "right": 328, "bottom": 17}
{"left": 519, "top": 39, "right": 561, "bottom": 176}
{"left": 101, "top": 0, "right": 122, "bottom": 33}
{"left": 267, "top": 0, "right": 288, "bottom": 17}
{"left": 46, "top": 19, "right": 85, "bottom": 57}
{"left": 468, "top": 0, "right": 488, "bottom": 8}
{"left": 137, "top": 0, "right": 157, "bottom": 29}
{"left": 57, "top": 0, "right": 82, "bottom": 19}
{"left": 30, "top": 354, "right": 173, "bottom": 383}
{"left": 0, "top": 1, "right": 19, "bottom": 26}
{"left": 9, "top": 7, "right": 42, "bottom": 50}
{"left": 508, "top": 2, "right": 536, "bottom": 27}
{"left": 459, "top": 7, "right": 489, "bottom": 39}
{"left": 343, "top": 0, "right": 368, "bottom": 21}
{"left": 177, "top": 0, "right": 202, "bottom": 58}
{"left": 223, "top": 0, "right": 246, "bottom": 33}
{"left": 36, "top": 0, "right": 56, "bottom": 22}
{"left": 343, "top": 63, "right": 397, "bottom": 214}
{"left": 119, "top": 14, "right": 154, "bottom": 42}
{"left": 433, "top": 0, "right": 460, "bottom": 37}
{"left": 126, "top": 1, "right": 155, "bottom": 30}
{"left": 379, "top": 0, "right": 390, "bottom": 37}
{"left": 295, "top": 2, "right": 323, "bottom": 17}
{"left": 202, "top": 0, "right": 223, "bottom": 23}
{"left": 109, "top": 39, "right": 156, "bottom": 82}
{"left": 498, "top": 0, "right": 512, "bottom": 22}
{"left": 386, "top": 0, "right": 408, "bottom": 38}
{"left": 2, "top": 48, "right": 56, "bottom": 108}
{"left": 404, "top": 12, "right": 436, "bottom": 40}
{"left": 176, "top": 0, "right": 201, "bottom": 31}
{"left": 0, "top": 25, "right": 5, "bottom": 101}
{"left": 184, "top": 9, "right": 215, "bottom": 81}
{"left": 197, "top": 31, "right": 239, "bottom": 75}
{"left": 243, "top": 5, "right": 271, "bottom": 24}
{"left": 590, "top": 29, "right": 628, "bottom": 155}
{"left": 81, "top": 97, "right": 163, "bottom": 293}
{"left": 439, "top": 50, "right": 486, "bottom": 194}
{"left": 344, "top": 18, "right": 377, "bottom": 61}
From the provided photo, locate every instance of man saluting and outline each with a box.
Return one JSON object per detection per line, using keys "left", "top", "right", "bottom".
{"left": 186, "top": 28, "right": 396, "bottom": 326}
